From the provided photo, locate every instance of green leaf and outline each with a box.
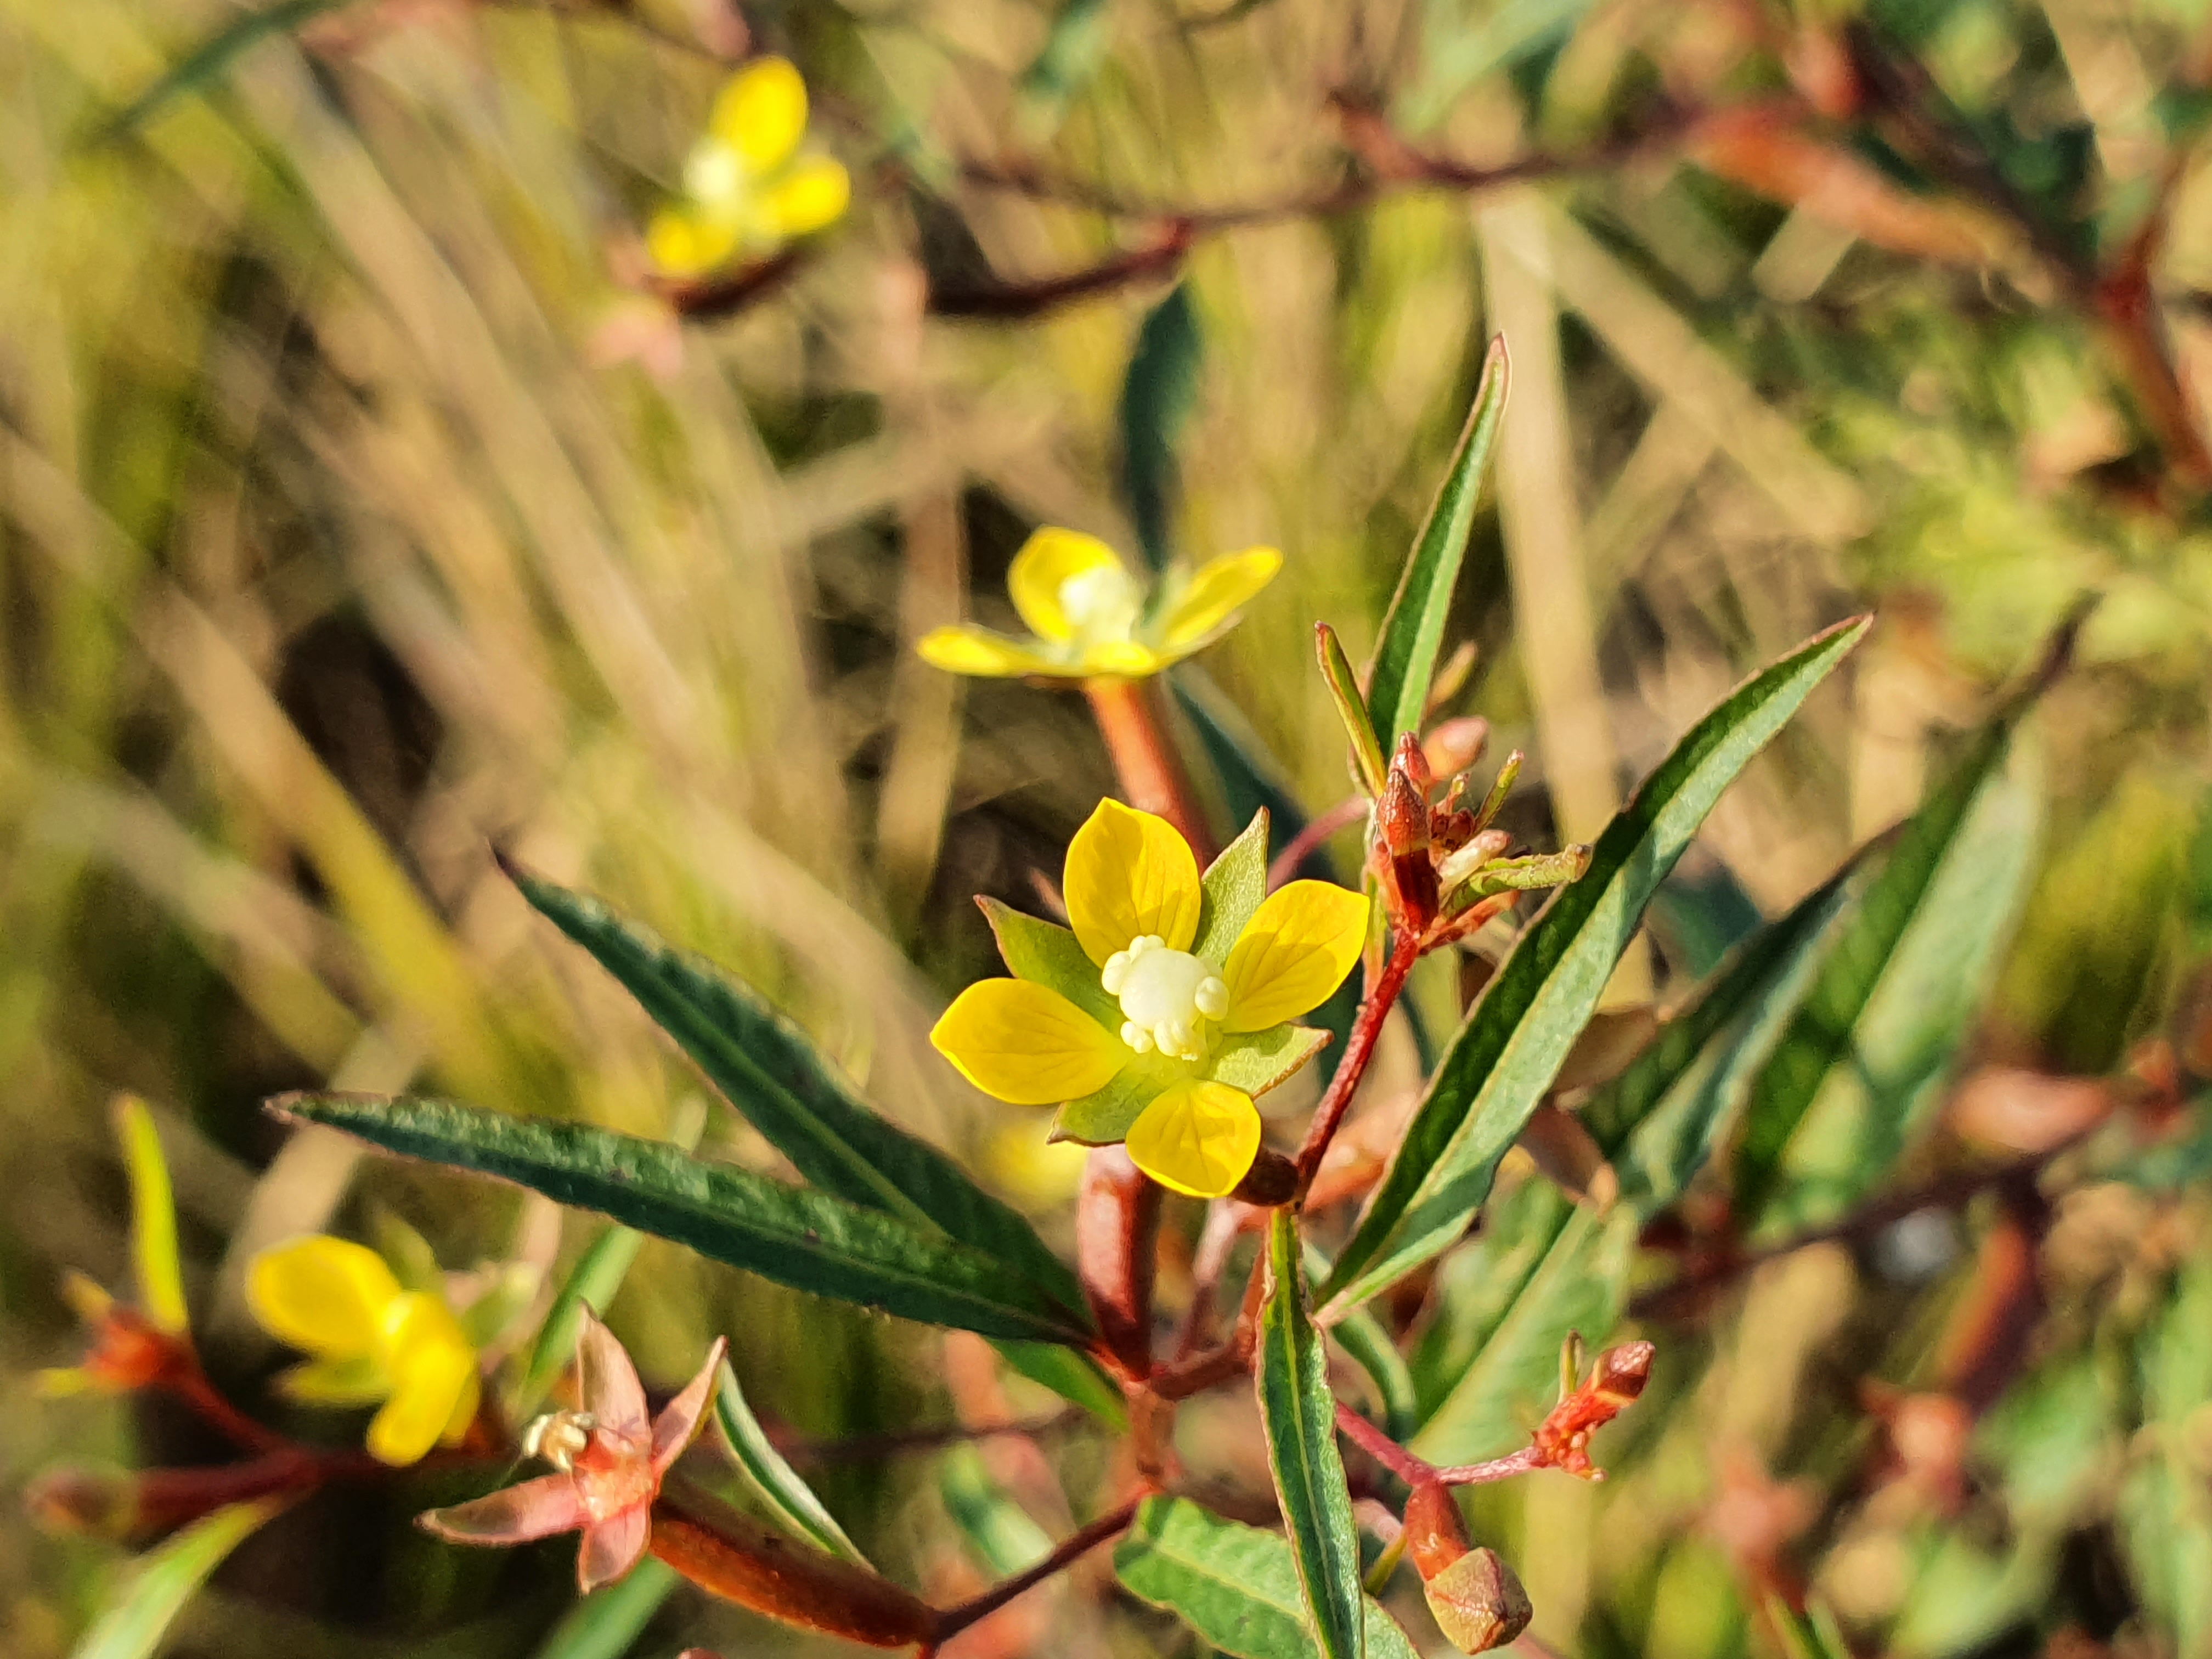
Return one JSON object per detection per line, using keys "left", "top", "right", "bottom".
{"left": 1317, "top": 625, "right": 1388, "bottom": 797}
{"left": 940, "top": 1445, "right": 1053, "bottom": 1576}
{"left": 1320, "top": 616, "right": 1870, "bottom": 1311}
{"left": 1735, "top": 720, "right": 2041, "bottom": 1232}
{"left": 516, "top": 1225, "right": 644, "bottom": 1417}
{"left": 2119, "top": 1260, "right": 2212, "bottom": 1659}
{"left": 504, "top": 864, "right": 1082, "bottom": 1314}
{"left": 530, "top": 1557, "right": 678, "bottom": 1659}
{"left": 115, "top": 1096, "right": 188, "bottom": 1336}
{"left": 1582, "top": 862, "right": 1863, "bottom": 1217}
{"left": 1256, "top": 1211, "right": 1364, "bottom": 1659}
{"left": 1114, "top": 1497, "right": 1420, "bottom": 1659}
{"left": 72, "top": 1499, "right": 285, "bottom": 1659}
{"left": 1195, "top": 810, "right": 1272, "bottom": 964}
{"left": 995, "top": 1340, "right": 1128, "bottom": 1428}
{"left": 1119, "top": 283, "right": 1204, "bottom": 571}
{"left": 273, "top": 1094, "right": 1094, "bottom": 1346}
{"left": 715, "top": 1360, "right": 868, "bottom": 1565}
{"left": 1308, "top": 1246, "right": 1417, "bottom": 1442}
{"left": 1410, "top": 1188, "right": 1635, "bottom": 1463}
{"left": 1364, "top": 336, "right": 1509, "bottom": 752}
{"left": 98, "top": 0, "right": 353, "bottom": 141}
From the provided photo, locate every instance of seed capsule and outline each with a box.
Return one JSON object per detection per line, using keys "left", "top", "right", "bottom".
{"left": 1402, "top": 1483, "right": 1534, "bottom": 1655}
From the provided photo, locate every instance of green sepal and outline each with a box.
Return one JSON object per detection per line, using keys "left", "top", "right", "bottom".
{"left": 1210, "top": 1025, "right": 1331, "bottom": 1098}
{"left": 978, "top": 898, "right": 1119, "bottom": 1026}
{"left": 1195, "top": 810, "right": 1271, "bottom": 964}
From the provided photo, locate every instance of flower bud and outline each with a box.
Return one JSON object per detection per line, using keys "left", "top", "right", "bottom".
{"left": 1424, "top": 1546, "right": 1533, "bottom": 1654}
{"left": 1421, "top": 716, "right": 1489, "bottom": 781}
{"left": 1593, "top": 1340, "right": 1654, "bottom": 1406}
{"left": 1403, "top": 1484, "right": 1532, "bottom": 1655}
{"left": 1231, "top": 1147, "right": 1298, "bottom": 1207}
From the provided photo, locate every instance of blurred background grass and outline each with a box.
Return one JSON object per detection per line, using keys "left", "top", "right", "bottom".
{"left": 8, "top": 0, "right": 2212, "bottom": 1655}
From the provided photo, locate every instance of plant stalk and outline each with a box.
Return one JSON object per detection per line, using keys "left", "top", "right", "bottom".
{"left": 1083, "top": 677, "right": 1216, "bottom": 860}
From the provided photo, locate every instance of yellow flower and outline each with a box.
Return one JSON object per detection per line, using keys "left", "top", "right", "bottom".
{"left": 248, "top": 1235, "right": 481, "bottom": 1467}
{"left": 930, "top": 800, "right": 1368, "bottom": 1197}
{"left": 917, "top": 527, "right": 1282, "bottom": 680}
{"left": 646, "top": 57, "right": 851, "bottom": 278}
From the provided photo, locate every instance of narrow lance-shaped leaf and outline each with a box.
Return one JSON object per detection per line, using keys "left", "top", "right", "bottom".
{"left": 1120, "top": 282, "right": 1203, "bottom": 571}
{"left": 72, "top": 1499, "right": 286, "bottom": 1659}
{"left": 116, "top": 1096, "right": 188, "bottom": 1336}
{"left": 940, "top": 1444, "right": 1054, "bottom": 1576}
{"left": 1365, "top": 336, "right": 1509, "bottom": 751}
{"left": 501, "top": 860, "right": 1084, "bottom": 1316}
{"left": 1318, "top": 625, "right": 1387, "bottom": 797}
{"left": 1736, "top": 724, "right": 2042, "bottom": 1232}
{"left": 98, "top": 0, "right": 352, "bottom": 141}
{"left": 274, "top": 1094, "right": 1093, "bottom": 1346}
{"left": 1117, "top": 1497, "right": 1419, "bottom": 1659}
{"left": 715, "top": 1359, "right": 869, "bottom": 1565}
{"left": 1321, "top": 616, "right": 1869, "bottom": 1312}
{"left": 530, "top": 1558, "right": 679, "bottom": 1659}
{"left": 1257, "top": 1211, "right": 1364, "bottom": 1659}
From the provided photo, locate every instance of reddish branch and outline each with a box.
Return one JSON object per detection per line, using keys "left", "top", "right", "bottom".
{"left": 928, "top": 1497, "right": 1144, "bottom": 1644}
{"left": 1293, "top": 935, "right": 1419, "bottom": 1196}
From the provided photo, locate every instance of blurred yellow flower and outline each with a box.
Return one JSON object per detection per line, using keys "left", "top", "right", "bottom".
{"left": 249, "top": 1235, "right": 480, "bottom": 1467}
{"left": 931, "top": 800, "right": 1366, "bottom": 1197}
{"left": 918, "top": 527, "right": 1282, "bottom": 681}
{"left": 647, "top": 57, "right": 850, "bottom": 278}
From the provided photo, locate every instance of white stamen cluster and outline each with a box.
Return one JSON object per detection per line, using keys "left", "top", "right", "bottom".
{"left": 522, "top": 1410, "right": 597, "bottom": 1473}
{"left": 1101, "top": 934, "right": 1228, "bottom": 1063}
{"left": 1058, "top": 563, "right": 1144, "bottom": 646}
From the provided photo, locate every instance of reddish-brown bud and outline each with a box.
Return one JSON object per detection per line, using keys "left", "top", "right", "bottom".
{"left": 1231, "top": 1148, "right": 1298, "bottom": 1207}
{"left": 1532, "top": 1339, "right": 1656, "bottom": 1479}
{"left": 1593, "top": 1340, "right": 1654, "bottom": 1406}
{"left": 1421, "top": 716, "right": 1489, "bottom": 781}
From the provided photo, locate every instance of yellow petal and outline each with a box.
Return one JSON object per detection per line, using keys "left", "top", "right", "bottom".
{"left": 277, "top": 1355, "right": 389, "bottom": 1407}
{"left": 366, "top": 1292, "right": 478, "bottom": 1465}
{"left": 916, "top": 625, "right": 1065, "bottom": 678}
{"left": 646, "top": 204, "right": 739, "bottom": 278}
{"left": 1157, "top": 546, "right": 1284, "bottom": 652}
{"left": 757, "top": 156, "right": 850, "bottom": 240}
{"left": 1064, "top": 799, "right": 1202, "bottom": 966}
{"left": 709, "top": 57, "right": 809, "bottom": 173}
{"left": 247, "top": 1237, "right": 401, "bottom": 1361}
{"left": 1221, "top": 881, "right": 1372, "bottom": 1031}
{"left": 1007, "top": 527, "right": 1126, "bottom": 644}
{"left": 1124, "top": 1082, "right": 1261, "bottom": 1199}
{"left": 116, "top": 1096, "right": 189, "bottom": 1335}
{"left": 932, "top": 980, "right": 1127, "bottom": 1105}
{"left": 1075, "top": 640, "right": 1166, "bottom": 678}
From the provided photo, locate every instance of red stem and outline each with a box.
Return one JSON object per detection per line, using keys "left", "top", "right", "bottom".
{"left": 1334, "top": 1403, "right": 1434, "bottom": 1486}
{"left": 930, "top": 1497, "right": 1143, "bottom": 1641}
{"left": 164, "top": 1361, "right": 290, "bottom": 1457}
{"left": 1267, "top": 795, "right": 1369, "bottom": 889}
{"left": 1083, "top": 678, "right": 1216, "bottom": 860}
{"left": 1293, "top": 935, "right": 1418, "bottom": 1197}
{"left": 1434, "top": 1447, "right": 1545, "bottom": 1487}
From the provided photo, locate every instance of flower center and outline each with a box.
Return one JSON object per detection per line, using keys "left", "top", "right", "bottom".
{"left": 1058, "top": 563, "right": 1144, "bottom": 647}
{"left": 682, "top": 142, "right": 750, "bottom": 205}
{"left": 1100, "top": 935, "right": 1228, "bottom": 1063}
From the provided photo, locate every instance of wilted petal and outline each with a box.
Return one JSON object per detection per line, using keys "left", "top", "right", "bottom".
{"left": 420, "top": 1473, "right": 589, "bottom": 1545}
{"left": 931, "top": 980, "right": 1127, "bottom": 1105}
{"left": 1064, "top": 799, "right": 1202, "bottom": 966}
{"left": 915, "top": 624, "right": 1064, "bottom": 678}
{"left": 1221, "top": 881, "right": 1370, "bottom": 1031}
{"left": 652, "top": 1337, "right": 730, "bottom": 1474}
{"left": 578, "top": 1504, "right": 652, "bottom": 1594}
{"left": 1124, "top": 1081, "right": 1262, "bottom": 1199}
{"left": 1155, "top": 546, "right": 1283, "bottom": 653}
{"left": 247, "top": 1237, "right": 400, "bottom": 1361}
{"left": 577, "top": 1308, "right": 650, "bottom": 1436}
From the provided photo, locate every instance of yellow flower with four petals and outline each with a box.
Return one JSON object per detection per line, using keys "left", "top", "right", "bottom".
{"left": 918, "top": 527, "right": 1282, "bottom": 681}
{"left": 248, "top": 1235, "right": 482, "bottom": 1467}
{"left": 647, "top": 58, "right": 851, "bottom": 278}
{"left": 932, "top": 800, "right": 1369, "bottom": 1197}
